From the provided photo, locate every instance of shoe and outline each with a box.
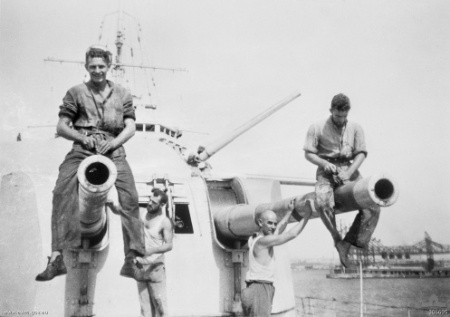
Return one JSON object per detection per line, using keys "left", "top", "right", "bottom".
{"left": 120, "top": 257, "right": 142, "bottom": 281}
{"left": 35, "top": 254, "right": 67, "bottom": 281}
{"left": 335, "top": 241, "right": 351, "bottom": 268}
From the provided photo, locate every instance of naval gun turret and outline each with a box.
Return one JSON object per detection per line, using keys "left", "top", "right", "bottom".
{"left": 204, "top": 173, "right": 398, "bottom": 315}
{"left": 186, "top": 91, "right": 399, "bottom": 315}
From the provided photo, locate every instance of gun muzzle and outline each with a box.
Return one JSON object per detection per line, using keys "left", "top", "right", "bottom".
{"left": 333, "top": 174, "right": 399, "bottom": 212}
{"left": 77, "top": 155, "right": 117, "bottom": 238}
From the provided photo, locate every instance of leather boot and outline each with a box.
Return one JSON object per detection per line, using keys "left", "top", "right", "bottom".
{"left": 35, "top": 254, "right": 67, "bottom": 281}
{"left": 120, "top": 257, "right": 142, "bottom": 281}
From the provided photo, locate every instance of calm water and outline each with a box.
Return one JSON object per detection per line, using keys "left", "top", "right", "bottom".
{"left": 292, "top": 270, "right": 450, "bottom": 317}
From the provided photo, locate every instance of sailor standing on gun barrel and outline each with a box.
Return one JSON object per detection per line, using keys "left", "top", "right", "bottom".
{"left": 36, "top": 45, "right": 145, "bottom": 281}
{"left": 241, "top": 199, "right": 311, "bottom": 317}
{"left": 303, "top": 93, "right": 381, "bottom": 268}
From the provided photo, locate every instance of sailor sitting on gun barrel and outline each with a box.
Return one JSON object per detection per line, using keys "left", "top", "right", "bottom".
{"left": 303, "top": 93, "right": 380, "bottom": 268}
{"left": 36, "top": 45, "right": 145, "bottom": 282}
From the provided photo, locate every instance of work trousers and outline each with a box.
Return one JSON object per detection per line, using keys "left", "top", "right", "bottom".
{"left": 51, "top": 145, "right": 145, "bottom": 256}
{"left": 315, "top": 164, "right": 380, "bottom": 248}
{"left": 137, "top": 264, "right": 168, "bottom": 317}
{"left": 241, "top": 281, "right": 275, "bottom": 317}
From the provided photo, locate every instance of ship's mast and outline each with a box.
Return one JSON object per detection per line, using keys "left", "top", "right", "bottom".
{"left": 45, "top": 10, "right": 187, "bottom": 88}
{"left": 113, "top": 9, "right": 125, "bottom": 84}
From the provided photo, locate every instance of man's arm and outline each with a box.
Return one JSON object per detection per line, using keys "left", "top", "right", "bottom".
{"left": 258, "top": 207, "right": 312, "bottom": 248}
{"left": 57, "top": 116, "right": 96, "bottom": 150}
{"left": 274, "top": 199, "right": 295, "bottom": 235}
{"left": 336, "top": 152, "right": 366, "bottom": 183}
{"left": 338, "top": 123, "right": 367, "bottom": 183}
{"left": 96, "top": 118, "right": 136, "bottom": 154}
{"left": 304, "top": 123, "right": 337, "bottom": 173}
{"left": 305, "top": 151, "right": 336, "bottom": 174}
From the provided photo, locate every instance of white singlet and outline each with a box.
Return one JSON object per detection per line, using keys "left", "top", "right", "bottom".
{"left": 245, "top": 235, "right": 275, "bottom": 283}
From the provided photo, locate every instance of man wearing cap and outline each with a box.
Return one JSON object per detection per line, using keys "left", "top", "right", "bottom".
{"left": 35, "top": 45, "right": 145, "bottom": 281}
{"left": 241, "top": 199, "right": 311, "bottom": 317}
{"left": 303, "top": 93, "right": 380, "bottom": 268}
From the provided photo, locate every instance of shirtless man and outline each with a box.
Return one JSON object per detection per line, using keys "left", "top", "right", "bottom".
{"left": 241, "top": 200, "right": 311, "bottom": 317}
{"left": 135, "top": 188, "right": 173, "bottom": 317}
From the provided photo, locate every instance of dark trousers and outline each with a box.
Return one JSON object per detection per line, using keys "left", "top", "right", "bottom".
{"left": 51, "top": 145, "right": 144, "bottom": 256}
{"left": 315, "top": 165, "right": 380, "bottom": 248}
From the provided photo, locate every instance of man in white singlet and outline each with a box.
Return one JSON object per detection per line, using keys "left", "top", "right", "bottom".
{"left": 135, "top": 188, "right": 173, "bottom": 317}
{"left": 241, "top": 199, "right": 311, "bottom": 317}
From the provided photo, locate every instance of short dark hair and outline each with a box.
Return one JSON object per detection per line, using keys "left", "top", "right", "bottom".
{"left": 331, "top": 93, "right": 350, "bottom": 109}
{"left": 151, "top": 188, "right": 168, "bottom": 205}
{"left": 85, "top": 46, "right": 112, "bottom": 65}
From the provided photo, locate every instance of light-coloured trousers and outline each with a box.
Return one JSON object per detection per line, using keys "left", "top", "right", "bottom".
{"left": 241, "top": 281, "right": 275, "bottom": 317}
{"left": 137, "top": 264, "right": 168, "bottom": 317}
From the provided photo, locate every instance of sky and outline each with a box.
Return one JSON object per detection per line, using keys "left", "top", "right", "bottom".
{"left": 1, "top": 0, "right": 450, "bottom": 260}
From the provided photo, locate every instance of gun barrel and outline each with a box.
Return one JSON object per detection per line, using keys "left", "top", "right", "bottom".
{"left": 213, "top": 174, "right": 398, "bottom": 240}
{"left": 213, "top": 195, "right": 314, "bottom": 240}
{"left": 77, "top": 155, "right": 117, "bottom": 237}
{"left": 198, "top": 91, "right": 301, "bottom": 161}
